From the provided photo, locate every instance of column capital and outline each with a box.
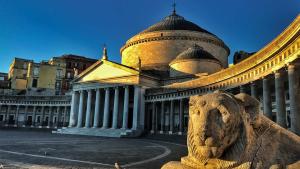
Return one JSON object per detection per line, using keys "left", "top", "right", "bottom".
{"left": 123, "top": 85, "right": 129, "bottom": 89}
{"left": 105, "top": 87, "right": 110, "bottom": 91}
{"left": 274, "top": 70, "right": 282, "bottom": 78}
{"left": 287, "top": 63, "right": 296, "bottom": 72}
{"left": 114, "top": 86, "right": 119, "bottom": 90}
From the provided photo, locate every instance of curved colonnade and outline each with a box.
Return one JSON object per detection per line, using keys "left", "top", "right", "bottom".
{"left": 145, "top": 15, "right": 300, "bottom": 135}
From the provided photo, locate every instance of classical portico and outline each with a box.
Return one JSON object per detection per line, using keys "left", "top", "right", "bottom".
{"left": 58, "top": 49, "right": 155, "bottom": 137}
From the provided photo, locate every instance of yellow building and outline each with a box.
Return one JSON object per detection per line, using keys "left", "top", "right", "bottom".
{"left": 8, "top": 58, "right": 32, "bottom": 90}
{"left": 8, "top": 55, "right": 96, "bottom": 95}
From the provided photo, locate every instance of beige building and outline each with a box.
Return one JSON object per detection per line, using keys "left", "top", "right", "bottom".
{"left": 1, "top": 11, "right": 299, "bottom": 138}
{"left": 54, "top": 11, "right": 300, "bottom": 138}
{"left": 8, "top": 55, "right": 97, "bottom": 95}
{"left": 8, "top": 58, "right": 32, "bottom": 90}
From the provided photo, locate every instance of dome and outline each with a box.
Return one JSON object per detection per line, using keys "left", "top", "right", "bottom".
{"left": 141, "top": 11, "right": 214, "bottom": 35}
{"left": 120, "top": 11, "right": 230, "bottom": 74}
{"left": 171, "top": 44, "right": 218, "bottom": 64}
{"left": 169, "top": 44, "right": 223, "bottom": 77}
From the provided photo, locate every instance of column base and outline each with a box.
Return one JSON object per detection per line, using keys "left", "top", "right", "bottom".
{"left": 168, "top": 131, "right": 173, "bottom": 135}
{"left": 150, "top": 130, "right": 155, "bottom": 134}
{"left": 38, "top": 126, "right": 42, "bottom": 128}
{"left": 4, "top": 124, "right": 8, "bottom": 127}
{"left": 121, "top": 127, "right": 127, "bottom": 130}
{"left": 13, "top": 124, "right": 17, "bottom": 127}
{"left": 101, "top": 127, "right": 108, "bottom": 129}
{"left": 178, "top": 132, "right": 183, "bottom": 135}
{"left": 159, "top": 131, "right": 164, "bottom": 134}
{"left": 46, "top": 126, "right": 50, "bottom": 128}
{"left": 92, "top": 126, "right": 98, "bottom": 128}
{"left": 30, "top": 125, "right": 34, "bottom": 128}
{"left": 22, "top": 125, "right": 26, "bottom": 127}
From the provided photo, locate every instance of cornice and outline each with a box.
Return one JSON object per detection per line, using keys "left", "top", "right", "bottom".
{"left": 120, "top": 34, "right": 230, "bottom": 55}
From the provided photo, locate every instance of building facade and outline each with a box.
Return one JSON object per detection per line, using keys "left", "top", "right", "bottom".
{"left": 0, "top": 95, "right": 71, "bottom": 128}
{"left": 8, "top": 55, "right": 97, "bottom": 95}
{"left": 0, "top": 11, "right": 299, "bottom": 137}
{"left": 55, "top": 12, "right": 300, "bottom": 137}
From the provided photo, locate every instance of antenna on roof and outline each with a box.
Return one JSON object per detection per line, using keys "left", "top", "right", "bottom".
{"left": 172, "top": 0, "right": 176, "bottom": 14}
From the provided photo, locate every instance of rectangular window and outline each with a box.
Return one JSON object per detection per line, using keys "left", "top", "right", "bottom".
{"left": 0, "top": 115, "right": 3, "bottom": 121}
{"left": 67, "top": 72, "right": 71, "bottom": 78}
{"left": 56, "top": 69, "right": 63, "bottom": 78}
{"left": 32, "top": 79, "right": 38, "bottom": 88}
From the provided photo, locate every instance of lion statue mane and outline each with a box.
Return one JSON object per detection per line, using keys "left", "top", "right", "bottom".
{"left": 162, "top": 91, "right": 300, "bottom": 169}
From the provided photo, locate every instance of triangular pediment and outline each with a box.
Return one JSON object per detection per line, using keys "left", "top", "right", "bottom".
{"left": 75, "top": 60, "right": 139, "bottom": 83}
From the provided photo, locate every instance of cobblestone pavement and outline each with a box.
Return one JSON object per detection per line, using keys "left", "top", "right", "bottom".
{"left": 0, "top": 129, "right": 187, "bottom": 169}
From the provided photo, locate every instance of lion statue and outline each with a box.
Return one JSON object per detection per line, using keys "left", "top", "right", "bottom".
{"left": 162, "top": 91, "right": 300, "bottom": 169}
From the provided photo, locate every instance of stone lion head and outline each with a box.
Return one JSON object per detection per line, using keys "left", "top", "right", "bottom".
{"left": 187, "top": 90, "right": 260, "bottom": 161}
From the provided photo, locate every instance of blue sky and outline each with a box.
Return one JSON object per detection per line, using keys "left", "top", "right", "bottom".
{"left": 0, "top": 0, "right": 299, "bottom": 73}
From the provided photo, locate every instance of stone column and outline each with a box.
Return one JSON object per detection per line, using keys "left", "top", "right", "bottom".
{"left": 288, "top": 64, "right": 300, "bottom": 135}
{"left": 151, "top": 102, "right": 156, "bottom": 133}
{"left": 112, "top": 87, "right": 119, "bottom": 129}
{"left": 102, "top": 88, "right": 110, "bottom": 128}
{"left": 23, "top": 106, "right": 28, "bottom": 127}
{"left": 5, "top": 105, "right": 11, "bottom": 126}
{"left": 263, "top": 77, "right": 272, "bottom": 119}
{"left": 169, "top": 100, "right": 174, "bottom": 134}
{"left": 93, "top": 89, "right": 101, "bottom": 128}
{"left": 77, "top": 91, "right": 84, "bottom": 128}
{"left": 132, "top": 86, "right": 140, "bottom": 130}
{"left": 31, "top": 106, "right": 36, "bottom": 127}
{"left": 159, "top": 101, "right": 165, "bottom": 134}
{"left": 56, "top": 106, "right": 61, "bottom": 128}
{"left": 122, "top": 86, "right": 129, "bottom": 129}
{"left": 69, "top": 91, "right": 79, "bottom": 127}
{"left": 14, "top": 105, "right": 20, "bottom": 127}
{"left": 40, "top": 106, "right": 45, "bottom": 127}
{"left": 47, "top": 106, "right": 53, "bottom": 128}
{"left": 85, "top": 90, "right": 92, "bottom": 128}
{"left": 63, "top": 106, "right": 67, "bottom": 127}
{"left": 250, "top": 82, "right": 258, "bottom": 99}
{"left": 275, "top": 71, "right": 287, "bottom": 128}
{"left": 179, "top": 99, "right": 184, "bottom": 135}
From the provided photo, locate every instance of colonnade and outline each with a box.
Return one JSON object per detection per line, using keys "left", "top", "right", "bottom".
{"left": 238, "top": 64, "right": 300, "bottom": 135}
{"left": 148, "top": 98, "right": 188, "bottom": 135}
{"left": 0, "top": 104, "right": 70, "bottom": 128}
{"left": 69, "top": 85, "right": 142, "bottom": 130}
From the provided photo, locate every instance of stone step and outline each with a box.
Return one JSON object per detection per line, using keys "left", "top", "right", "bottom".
{"left": 53, "top": 127, "right": 142, "bottom": 138}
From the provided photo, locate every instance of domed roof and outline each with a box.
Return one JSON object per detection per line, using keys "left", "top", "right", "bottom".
{"left": 141, "top": 11, "right": 214, "bottom": 35}
{"left": 171, "top": 44, "right": 218, "bottom": 64}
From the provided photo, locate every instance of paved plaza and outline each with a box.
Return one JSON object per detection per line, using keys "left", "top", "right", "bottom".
{"left": 0, "top": 129, "right": 187, "bottom": 169}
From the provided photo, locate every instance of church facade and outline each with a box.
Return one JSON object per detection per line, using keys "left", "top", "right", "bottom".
{"left": 0, "top": 11, "right": 298, "bottom": 137}
{"left": 50, "top": 11, "right": 300, "bottom": 137}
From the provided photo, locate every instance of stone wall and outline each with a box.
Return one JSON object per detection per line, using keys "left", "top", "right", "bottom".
{"left": 170, "top": 59, "right": 222, "bottom": 77}
{"left": 121, "top": 30, "right": 229, "bottom": 71}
